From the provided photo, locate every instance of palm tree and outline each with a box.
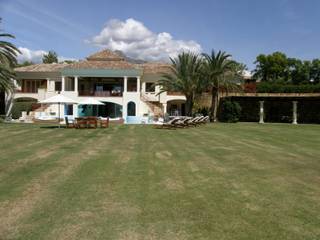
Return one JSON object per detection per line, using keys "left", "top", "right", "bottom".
{"left": 0, "top": 19, "right": 20, "bottom": 93}
{"left": 202, "top": 50, "right": 237, "bottom": 121}
{"left": 157, "top": 52, "right": 203, "bottom": 116}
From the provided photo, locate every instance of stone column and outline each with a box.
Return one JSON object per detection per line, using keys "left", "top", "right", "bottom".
{"left": 137, "top": 76, "right": 141, "bottom": 92}
{"left": 292, "top": 101, "right": 298, "bottom": 124}
{"left": 61, "top": 76, "right": 65, "bottom": 92}
{"left": 141, "top": 82, "right": 146, "bottom": 93}
{"left": 259, "top": 101, "right": 264, "bottom": 124}
{"left": 124, "top": 76, "right": 128, "bottom": 93}
{"left": 163, "top": 103, "right": 167, "bottom": 114}
{"left": 46, "top": 78, "right": 50, "bottom": 92}
{"left": 74, "top": 76, "right": 78, "bottom": 93}
{"left": 73, "top": 105, "right": 78, "bottom": 118}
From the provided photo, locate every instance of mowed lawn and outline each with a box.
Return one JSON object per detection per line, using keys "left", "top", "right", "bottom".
{"left": 0, "top": 123, "right": 320, "bottom": 240}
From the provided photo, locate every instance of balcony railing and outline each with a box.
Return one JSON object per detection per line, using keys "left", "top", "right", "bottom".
{"left": 16, "top": 88, "right": 48, "bottom": 94}
{"left": 78, "top": 90, "right": 122, "bottom": 97}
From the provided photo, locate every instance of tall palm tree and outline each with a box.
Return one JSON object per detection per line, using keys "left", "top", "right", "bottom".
{"left": 202, "top": 50, "right": 236, "bottom": 121}
{"left": 0, "top": 19, "right": 20, "bottom": 93}
{"left": 157, "top": 52, "right": 203, "bottom": 116}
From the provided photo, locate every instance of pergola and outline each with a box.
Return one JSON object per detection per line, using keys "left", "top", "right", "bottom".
{"left": 224, "top": 92, "right": 320, "bottom": 124}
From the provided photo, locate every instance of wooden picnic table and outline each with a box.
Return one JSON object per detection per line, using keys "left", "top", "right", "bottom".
{"left": 74, "top": 117, "right": 109, "bottom": 129}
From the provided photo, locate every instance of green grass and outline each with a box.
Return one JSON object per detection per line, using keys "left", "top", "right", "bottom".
{"left": 0, "top": 122, "right": 319, "bottom": 240}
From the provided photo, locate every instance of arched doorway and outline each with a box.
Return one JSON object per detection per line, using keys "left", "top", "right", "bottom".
{"left": 127, "top": 101, "right": 136, "bottom": 116}
{"left": 167, "top": 100, "right": 186, "bottom": 116}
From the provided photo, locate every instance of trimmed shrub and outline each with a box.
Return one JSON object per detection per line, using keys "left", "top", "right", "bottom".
{"left": 257, "top": 83, "right": 320, "bottom": 93}
{"left": 11, "top": 98, "right": 37, "bottom": 119}
{"left": 218, "top": 100, "right": 241, "bottom": 123}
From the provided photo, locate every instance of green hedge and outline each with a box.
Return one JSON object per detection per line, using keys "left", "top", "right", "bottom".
{"left": 11, "top": 101, "right": 35, "bottom": 119}
{"left": 257, "top": 83, "right": 320, "bottom": 93}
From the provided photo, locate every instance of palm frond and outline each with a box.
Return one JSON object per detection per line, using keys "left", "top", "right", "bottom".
{"left": 0, "top": 21, "right": 20, "bottom": 93}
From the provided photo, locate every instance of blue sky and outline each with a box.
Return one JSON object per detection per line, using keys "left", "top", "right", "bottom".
{"left": 1, "top": 0, "right": 320, "bottom": 70}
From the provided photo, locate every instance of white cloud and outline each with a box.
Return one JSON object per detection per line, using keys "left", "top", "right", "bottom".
{"left": 17, "top": 47, "right": 47, "bottom": 63}
{"left": 17, "top": 47, "right": 75, "bottom": 63}
{"left": 88, "top": 18, "right": 202, "bottom": 61}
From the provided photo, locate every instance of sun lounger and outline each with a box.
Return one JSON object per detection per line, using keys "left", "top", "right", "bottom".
{"left": 174, "top": 117, "right": 190, "bottom": 128}
{"left": 198, "top": 116, "right": 209, "bottom": 124}
{"left": 187, "top": 116, "right": 202, "bottom": 126}
{"left": 203, "top": 116, "right": 210, "bottom": 123}
{"left": 184, "top": 117, "right": 198, "bottom": 127}
{"left": 195, "top": 116, "right": 208, "bottom": 125}
{"left": 156, "top": 117, "right": 180, "bottom": 129}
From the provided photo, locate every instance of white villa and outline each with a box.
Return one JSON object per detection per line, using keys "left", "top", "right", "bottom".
{"left": 11, "top": 50, "right": 186, "bottom": 123}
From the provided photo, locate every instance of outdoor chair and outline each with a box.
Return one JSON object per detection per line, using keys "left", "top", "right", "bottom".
{"left": 87, "top": 117, "right": 98, "bottom": 129}
{"left": 75, "top": 117, "right": 87, "bottom": 129}
{"left": 100, "top": 117, "right": 109, "bottom": 128}
{"left": 65, "top": 117, "right": 75, "bottom": 128}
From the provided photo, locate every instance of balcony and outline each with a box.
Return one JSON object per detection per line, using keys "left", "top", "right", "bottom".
{"left": 78, "top": 77, "right": 124, "bottom": 98}
{"left": 19, "top": 79, "right": 47, "bottom": 93}
{"left": 78, "top": 90, "right": 122, "bottom": 97}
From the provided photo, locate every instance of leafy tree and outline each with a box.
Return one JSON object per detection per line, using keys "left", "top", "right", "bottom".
{"left": 0, "top": 18, "right": 21, "bottom": 93}
{"left": 225, "top": 60, "right": 247, "bottom": 84}
{"left": 157, "top": 52, "right": 203, "bottom": 116}
{"left": 253, "top": 52, "right": 289, "bottom": 82}
{"left": 310, "top": 59, "right": 320, "bottom": 84}
{"left": 42, "top": 50, "right": 58, "bottom": 63}
{"left": 288, "top": 58, "right": 311, "bottom": 84}
{"left": 202, "top": 50, "right": 237, "bottom": 121}
{"left": 253, "top": 52, "right": 320, "bottom": 85}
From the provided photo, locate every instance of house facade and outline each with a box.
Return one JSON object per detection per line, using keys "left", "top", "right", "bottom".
{"left": 11, "top": 50, "right": 186, "bottom": 123}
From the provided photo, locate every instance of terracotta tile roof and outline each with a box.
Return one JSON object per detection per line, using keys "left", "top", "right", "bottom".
{"left": 65, "top": 49, "right": 140, "bottom": 70}
{"left": 66, "top": 60, "right": 139, "bottom": 70}
{"left": 140, "top": 62, "right": 173, "bottom": 74}
{"left": 14, "top": 51, "right": 174, "bottom": 73}
{"left": 15, "top": 63, "right": 69, "bottom": 72}
{"left": 86, "top": 49, "right": 124, "bottom": 61}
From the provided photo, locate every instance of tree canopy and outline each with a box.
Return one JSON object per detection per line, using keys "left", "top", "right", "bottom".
{"left": 42, "top": 51, "right": 58, "bottom": 64}
{"left": 253, "top": 52, "right": 320, "bottom": 84}
{"left": 157, "top": 52, "right": 203, "bottom": 116}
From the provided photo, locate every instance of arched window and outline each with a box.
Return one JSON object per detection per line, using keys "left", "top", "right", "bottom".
{"left": 127, "top": 101, "right": 136, "bottom": 116}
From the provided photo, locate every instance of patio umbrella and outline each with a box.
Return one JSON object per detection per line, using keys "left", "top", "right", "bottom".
{"left": 39, "top": 94, "right": 78, "bottom": 128}
{"left": 78, "top": 98, "right": 105, "bottom": 117}
{"left": 78, "top": 97, "right": 105, "bottom": 105}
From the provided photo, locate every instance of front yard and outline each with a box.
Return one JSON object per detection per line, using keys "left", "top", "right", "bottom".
{"left": 0, "top": 123, "right": 319, "bottom": 239}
